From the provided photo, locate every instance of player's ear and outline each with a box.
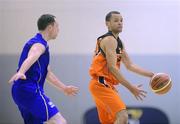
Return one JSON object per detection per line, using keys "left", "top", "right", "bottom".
{"left": 105, "top": 21, "right": 109, "bottom": 27}
{"left": 47, "top": 24, "right": 53, "bottom": 31}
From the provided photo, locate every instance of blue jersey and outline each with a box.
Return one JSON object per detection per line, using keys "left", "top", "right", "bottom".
{"left": 16, "top": 33, "right": 49, "bottom": 92}
{"left": 12, "top": 33, "right": 59, "bottom": 124}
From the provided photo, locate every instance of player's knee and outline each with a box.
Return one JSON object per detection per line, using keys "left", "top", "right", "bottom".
{"left": 46, "top": 118, "right": 67, "bottom": 124}
{"left": 46, "top": 113, "right": 67, "bottom": 124}
{"left": 55, "top": 114, "right": 67, "bottom": 124}
{"left": 116, "top": 110, "right": 128, "bottom": 123}
{"left": 61, "top": 118, "right": 67, "bottom": 124}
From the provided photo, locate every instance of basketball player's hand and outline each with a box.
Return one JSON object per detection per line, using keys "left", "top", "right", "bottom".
{"left": 8, "top": 72, "right": 26, "bottom": 83}
{"left": 130, "top": 84, "right": 147, "bottom": 101}
{"left": 63, "top": 85, "right": 79, "bottom": 96}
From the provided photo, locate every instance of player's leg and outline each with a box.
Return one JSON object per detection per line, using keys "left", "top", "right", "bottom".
{"left": 12, "top": 84, "right": 44, "bottom": 124}
{"left": 24, "top": 95, "right": 67, "bottom": 124}
{"left": 114, "top": 109, "right": 128, "bottom": 124}
{"left": 45, "top": 112, "right": 67, "bottom": 124}
{"left": 98, "top": 88, "right": 126, "bottom": 124}
{"left": 18, "top": 106, "right": 35, "bottom": 124}
{"left": 94, "top": 98, "right": 114, "bottom": 124}
{"left": 89, "top": 79, "right": 112, "bottom": 123}
{"left": 89, "top": 79, "right": 126, "bottom": 124}
{"left": 37, "top": 93, "right": 67, "bottom": 124}
{"left": 25, "top": 91, "right": 64, "bottom": 124}
{"left": 101, "top": 90, "right": 127, "bottom": 124}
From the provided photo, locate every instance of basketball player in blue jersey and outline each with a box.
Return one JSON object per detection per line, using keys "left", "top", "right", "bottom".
{"left": 9, "top": 14, "right": 78, "bottom": 124}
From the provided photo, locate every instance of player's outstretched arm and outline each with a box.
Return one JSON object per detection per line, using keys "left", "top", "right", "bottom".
{"left": 46, "top": 66, "right": 79, "bottom": 96}
{"left": 9, "top": 43, "right": 45, "bottom": 83}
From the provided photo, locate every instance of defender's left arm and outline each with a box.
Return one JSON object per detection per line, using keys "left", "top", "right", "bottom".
{"left": 46, "top": 66, "right": 78, "bottom": 96}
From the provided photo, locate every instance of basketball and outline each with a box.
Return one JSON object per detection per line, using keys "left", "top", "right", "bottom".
{"left": 150, "top": 73, "right": 172, "bottom": 94}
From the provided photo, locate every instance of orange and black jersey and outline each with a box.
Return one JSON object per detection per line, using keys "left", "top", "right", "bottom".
{"left": 89, "top": 31, "right": 124, "bottom": 85}
{"left": 96, "top": 31, "right": 123, "bottom": 57}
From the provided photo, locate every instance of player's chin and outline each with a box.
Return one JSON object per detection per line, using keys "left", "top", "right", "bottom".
{"left": 52, "top": 36, "right": 57, "bottom": 40}
{"left": 115, "top": 28, "right": 122, "bottom": 33}
{"left": 118, "top": 28, "right": 122, "bottom": 33}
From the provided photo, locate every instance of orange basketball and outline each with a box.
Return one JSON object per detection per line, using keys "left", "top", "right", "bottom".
{"left": 150, "top": 73, "right": 172, "bottom": 94}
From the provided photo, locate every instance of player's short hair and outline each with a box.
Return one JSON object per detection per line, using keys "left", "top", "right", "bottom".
{"left": 105, "top": 11, "right": 120, "bottom": 22}
{"left": 37, "top": 14, "right": 56, "bottom": 31}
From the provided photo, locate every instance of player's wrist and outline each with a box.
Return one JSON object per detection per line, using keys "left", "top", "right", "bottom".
{"left": 123, "top": 82, "right": 134, "bottom": 93}
{"left": 149, "top": 72, "right": 155, "bottom": 78}
{"left": 128, "top": 85, "right": 136, "bottom": 93}
{"left": 62, "top": 85, "right": 68, "bottom": 93}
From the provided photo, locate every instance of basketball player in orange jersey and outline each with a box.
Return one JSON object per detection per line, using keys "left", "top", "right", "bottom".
{"left": 89, "top": 11, "right": 155, "bottom": 124}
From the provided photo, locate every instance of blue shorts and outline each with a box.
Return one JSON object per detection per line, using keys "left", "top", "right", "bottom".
{"left": 12, "top": 82, "right": 59, "bottom": 124}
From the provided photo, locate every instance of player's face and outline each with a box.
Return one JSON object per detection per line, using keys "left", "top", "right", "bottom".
{"left": 107, "top": 14, "right": 123, "bottom": 33}
{"left": 49, "top": 21, "right": 59, "bottom": 40}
